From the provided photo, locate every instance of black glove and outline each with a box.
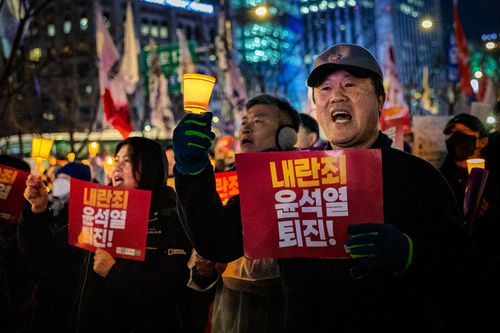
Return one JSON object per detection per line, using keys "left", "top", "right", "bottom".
{"left": 346, "top": 223, "right": 413, "bottom": 274}
{"left": 173, "top": 112, "right": 215, "bottom": 175}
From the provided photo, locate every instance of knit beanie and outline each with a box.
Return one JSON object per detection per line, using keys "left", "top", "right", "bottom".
{"left": 56, "top": 162, "right": 91, "bottom": 181}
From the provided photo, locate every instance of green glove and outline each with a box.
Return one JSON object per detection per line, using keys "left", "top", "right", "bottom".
{"left": 173, "top": 112, "right": 215, "bottom": 175}
{"left": 346, "top": 223, "right": 413, "bottom": 274}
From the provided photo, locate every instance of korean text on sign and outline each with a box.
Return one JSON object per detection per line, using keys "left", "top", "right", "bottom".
{"left": 79, "top": 188, "right": 129, "bottom": 248}
{"left": 269, "top": 155, "right": 348, "bottom": 249}
{"left": 215, "top": 171, "right": 239, "bottom": 205}
{"left": 68, "top": 178, "right": 152, "bottom": 261}
{"left": 0, "top": 164, "right": 30, "bottom": 223}
{"left": 0, "top": 166, "right": 19, "bottom": 200}
{"left": 235, "top": 150, "right": 383, "bottom": 260}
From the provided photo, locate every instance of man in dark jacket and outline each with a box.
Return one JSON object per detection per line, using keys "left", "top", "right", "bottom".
{"left": 173, "top": 44, "right": 480, "bottom": 332}
{"left": 181, "top": 94, "right": 299, "bottom": 333}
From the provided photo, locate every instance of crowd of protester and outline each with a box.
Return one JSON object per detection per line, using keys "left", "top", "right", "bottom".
{"left": 0, "top": 43, "right": 499, "bottom": 332}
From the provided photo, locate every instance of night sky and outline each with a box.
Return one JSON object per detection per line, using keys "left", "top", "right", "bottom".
{"left": 441, "top": 0, "right": 500, "bottom": 42}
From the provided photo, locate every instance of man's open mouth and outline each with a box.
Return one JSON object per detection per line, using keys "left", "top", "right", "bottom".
{"left": 331, "top": 111, "right": 352, "bottom": 123}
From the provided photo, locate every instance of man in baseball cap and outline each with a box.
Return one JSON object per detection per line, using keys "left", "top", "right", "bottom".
{"left": 167, "top": 43, "right": 479, "bottom": 333}
{"left": 297, "top": 43, "right": 478, "bottom": 332}
{"left": 307, "top": 43, "right": 386, "bottom": 149}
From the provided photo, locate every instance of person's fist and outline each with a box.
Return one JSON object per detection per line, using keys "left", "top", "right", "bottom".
{"left": 24, "top": 174, "right": 48, "bottom": 213}
{"left": 93, "top": 249, "right": 116, "bottom": 277}
{"left": 173, "top": 112, "right": 215, "bottom": 175}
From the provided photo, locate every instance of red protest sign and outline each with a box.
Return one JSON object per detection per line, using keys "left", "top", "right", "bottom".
{"left": 215, "top": 171, "right": 239, "bottom": 205}
{"left": 0, "top": 164, "right": 29, "bottom": 223}
{"left": 68, "top": 179, "right": 151, "bottom": 261}
{"left": 235, "top": 150, "right": 384, "bottom": 259}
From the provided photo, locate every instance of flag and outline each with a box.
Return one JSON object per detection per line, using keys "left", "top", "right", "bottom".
{"left": 96, "top": 6, "right": 132, "bottom": 138}
{"left": 149, "top": 40, "right": 175, "bottom": 137}
{"left": 453, "top": 0, "right": 474, "bottom": 98}
{"left": 215, "top": 4, "right": 247, "bottom": 130}
{"left": 421, "top": 66, "right": 437, "bottom": 114}
{"left": 176, "top": 28, "right": 195, "bottom": 79}
{"left": 380, "top": 39, "right": 409, "bottom": 146}
{"left": 120, "top": 1, "right": 139, "bottom": 94}
{"left": 382, "top": 40, "right": 405, "bottom": 108}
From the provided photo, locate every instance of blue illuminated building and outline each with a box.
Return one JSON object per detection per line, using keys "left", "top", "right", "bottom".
{"left": 299, "top": 0, "right": 446, "bottom": 115}
{"left": 229, "top": 0, "right": 307, "bottom": 110}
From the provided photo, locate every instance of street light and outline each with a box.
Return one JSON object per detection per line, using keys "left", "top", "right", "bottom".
{"left": 485, "top": 42, "right": 496, "bottom": 50}
{"left": 255, "top": 6, "right": 268, "bottom": 17}
{"left": 421, "top": 19, "right": 433, "bottom": 30}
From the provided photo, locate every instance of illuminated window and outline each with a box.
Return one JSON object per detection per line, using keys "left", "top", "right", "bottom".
{"left": 63, "top": 20, "right": 72, "bottom": 34}
{"left": 160, "top": 24, "right": 168, "bottom": 38}
{"left": 151, "top": 24, "right": 159, "bottom": 37}
{"left": 47, "top": 23, "right": 55, "bottom": 37}
{"left": 29, "top": 48, "right": 42, "bottom": 62}
{"left": 80, "top": 16, "right": 89, "bottom": 31}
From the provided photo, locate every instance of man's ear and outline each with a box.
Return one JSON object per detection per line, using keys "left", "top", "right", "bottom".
{"left": 377, "top": 94, "right": 385, "bottom": 118}
{"left": 377, "top": 94, "right": 385, "bottom": 113}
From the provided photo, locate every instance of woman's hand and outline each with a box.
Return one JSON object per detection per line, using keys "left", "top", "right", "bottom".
{"left": 93, "top": 249, "right": 116, "bottom": 277}
{"left": 24, "top": 174, "right": 48, "bottom": 213}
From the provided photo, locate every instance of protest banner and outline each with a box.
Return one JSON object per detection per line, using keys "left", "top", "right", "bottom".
{"left": 215, "top": 171, "right": 239, "bottom": 205}
{"left": 68, "top": 179, "right": 151, "bottom": 261}
{"left": 412, "top": 116, "right": 450, "bottom": 168}
{"left": 235, "top": 150, "right": 383, "bottom": 259}
{"left": 0, "top": 164, "right": 30, "bottom": 223}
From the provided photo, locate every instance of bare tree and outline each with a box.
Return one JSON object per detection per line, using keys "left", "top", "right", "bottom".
{"left": 1, "top": 0, "right": 101, "bottom": 158}
{"left": 0, "top": 0, "right": 52, "bottom": 120}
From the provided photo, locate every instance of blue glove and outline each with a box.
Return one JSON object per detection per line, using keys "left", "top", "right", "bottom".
{"left": 173, "top": 112, "right": 215, "bottom": 175}
{"left": 346, "top": 223, "right": 413, "bottom": 274}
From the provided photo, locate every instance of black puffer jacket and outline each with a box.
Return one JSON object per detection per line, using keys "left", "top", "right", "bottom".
{"left": 76, "top": 186, "right": 192, "bottom": 333}
{"left": 175, "top": 132, "right": 480, "bottom": 333}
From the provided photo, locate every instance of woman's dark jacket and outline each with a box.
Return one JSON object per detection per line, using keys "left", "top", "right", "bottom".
{"left": 175, "top": 132, "right": 480, "bottom": 333}
{"left": 19, "top": 186, "right": 192, "bottom": 333}
{"left": 18, "top": 198, "right": 83, "bottom": 332}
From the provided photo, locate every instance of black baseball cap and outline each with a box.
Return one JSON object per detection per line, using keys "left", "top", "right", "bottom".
{"left": 444, "top": 113, "right": 488, "bottom": 138}
{"left": 307, "top": 43, "right": 383, "bottom": 87}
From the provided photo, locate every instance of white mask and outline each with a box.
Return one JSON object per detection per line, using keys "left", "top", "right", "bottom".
{"left": 52, "top": 178, "right": 70, "bottom": 198}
